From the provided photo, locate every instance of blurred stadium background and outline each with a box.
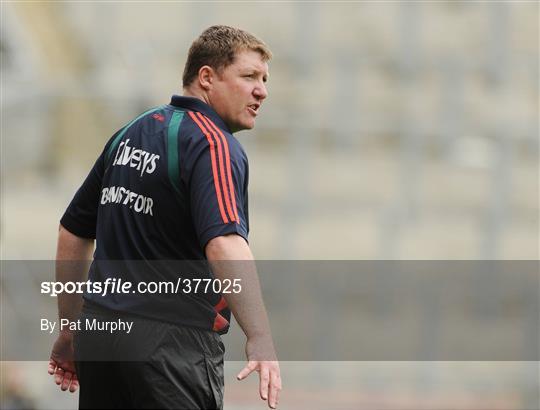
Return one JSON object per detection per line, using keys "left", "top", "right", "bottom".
{"left": 1, "top": 1, "right": 538, "bottom": 409}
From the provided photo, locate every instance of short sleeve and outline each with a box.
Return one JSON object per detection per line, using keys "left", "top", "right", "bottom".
{"left": 189, "top": 139, "right": 249, "bottom": 249}
{"left": 60, "top": 134, "right": 117, "bottom": 239}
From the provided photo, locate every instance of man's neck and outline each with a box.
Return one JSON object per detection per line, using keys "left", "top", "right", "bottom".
{"left": 182, "top": 88, "right": 210, "bottom": 106}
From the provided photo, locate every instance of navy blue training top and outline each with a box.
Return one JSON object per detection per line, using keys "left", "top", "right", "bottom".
{"left": 60, "top": 95, "right": 250, "bottom": 333}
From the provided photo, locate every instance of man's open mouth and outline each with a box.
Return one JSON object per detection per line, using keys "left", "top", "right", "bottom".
{"left": 247, "top": 104, "right": 260, "bottom": 115}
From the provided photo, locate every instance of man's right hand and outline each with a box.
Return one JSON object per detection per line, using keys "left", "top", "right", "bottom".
{"left": 48, "top": 331, "right": 79, "bottom": 393}
{"left": 51, "top": 225, "right": 93, "bottom": 394}
{"left": 236, "top": 337, "right": 282, "bottom": 409}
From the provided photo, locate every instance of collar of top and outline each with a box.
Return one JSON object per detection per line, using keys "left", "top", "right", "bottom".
{"left": 169, "top": 95, "right": 231, "bottom": 133}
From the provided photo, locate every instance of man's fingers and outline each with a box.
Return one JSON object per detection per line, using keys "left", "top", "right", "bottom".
{"left": 54, "top": 367, "right": 65, "bottom": 385}
{"left": 237, "top": 360, "right": 258, "bottom": 380}
{"left": 69, "top": 378, "right": 79, "bottom": 393}
{"left": 259, "top": 367, "right": 270, "bottom": 401}
{"left": 48, "top": 360, "right": 57, "bottom": 375}
{"left": 61, "top": 371, "right": 72, "bottom": 391}
{"left": 268, "top": 372, "right": 282, "bottom": 409}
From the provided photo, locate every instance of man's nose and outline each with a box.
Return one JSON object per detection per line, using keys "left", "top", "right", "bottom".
{"left": 253, "top": 82, "right": 268, "bottom": 100}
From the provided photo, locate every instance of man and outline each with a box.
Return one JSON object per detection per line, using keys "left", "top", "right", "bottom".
{"left": 48, "top": 25, "right": 281, "bottom": 409}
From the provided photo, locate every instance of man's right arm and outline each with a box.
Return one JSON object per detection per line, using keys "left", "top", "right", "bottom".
{"left": 206, "top": 234, "right": 282, "bottom": 409}
{"left": 55, "top": 225, "right": 94, "bottom": 323}
{"left": 48, "top": 224, "right": 94, "bottom": 393}
{"left": 47, "top": 130, "right": 112, "bottom": 391}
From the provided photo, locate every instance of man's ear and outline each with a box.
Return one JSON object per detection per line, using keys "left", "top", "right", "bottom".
{"left": 198, "top": 66, "right": 214, "bottom": 91}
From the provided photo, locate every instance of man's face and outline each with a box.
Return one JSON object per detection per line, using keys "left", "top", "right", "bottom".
{"left": 208, "top": 50, "right": 269, "bottom": 133}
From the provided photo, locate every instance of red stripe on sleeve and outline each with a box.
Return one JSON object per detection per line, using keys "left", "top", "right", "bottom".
{"left": 196, "top": 112, "right": 236, "bottom": 223}
{"left": 188, "top": 111, "right": 229, "bottom": 224}
{"left": 205, "top": 118, "right": 240, "bottom": 224}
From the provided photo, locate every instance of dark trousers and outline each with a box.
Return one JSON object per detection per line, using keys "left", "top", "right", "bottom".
{"left": 74, "top": 303, "right": 224, "bottom": 409}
